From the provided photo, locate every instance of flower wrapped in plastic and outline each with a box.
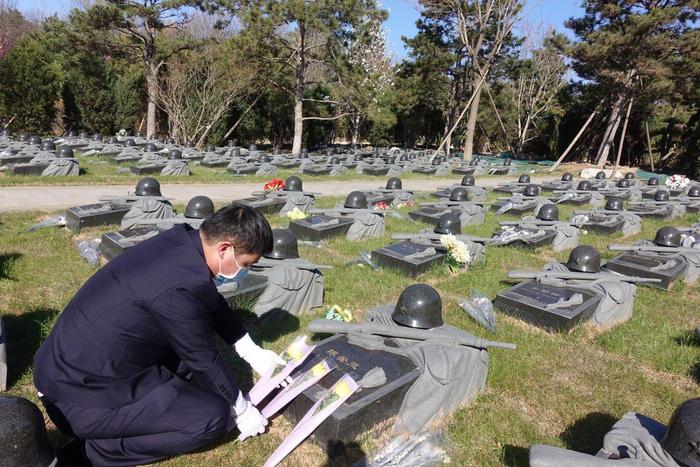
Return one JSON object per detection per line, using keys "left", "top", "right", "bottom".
{"left": 263, "top": 178, "right": 285, "bottom": 192}
{"left": 395, "top": 199, "right": 415, "bottom": 209}
{"left": 665, "top": 174, "right": 690, "bottom": 190}
{"left": 439, "top": 233, "right": 471, "bottom": 273}
{"left": 373, "top": 201, "right": 389, "bottom": 211}
{"left": 286, "top": 207, "right": 308, "bottom": 220}
{"left": 324, "top": 304, "right": 353, "bottom": 322}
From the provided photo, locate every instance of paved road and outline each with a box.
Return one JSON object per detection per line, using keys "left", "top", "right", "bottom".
{"left": 0, "top": 176, "right": 552, "bottom": 212}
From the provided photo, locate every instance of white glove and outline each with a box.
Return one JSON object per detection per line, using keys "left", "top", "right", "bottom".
{"left": 234, "top": 333, "right": 286, "bottom": 377}
{"left": 232, "top": 393, "right": 268, "bottom": 441}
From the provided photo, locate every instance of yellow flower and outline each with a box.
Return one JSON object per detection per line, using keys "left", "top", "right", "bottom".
{"left": 286, "top": 207, "right": 307, "bottom": 220}
{"left": 333, "top": 381, "right": 352, "bottom": 397}
{"left": 286, "top": 339, "right": 305, "bottom": 361}
{"left": 311, "top": 362, "right": 329, "bottom": 376}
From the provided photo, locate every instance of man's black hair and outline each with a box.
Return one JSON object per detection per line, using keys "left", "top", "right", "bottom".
{"left": 200, "top": 204, "right": 273, "bottom": 255}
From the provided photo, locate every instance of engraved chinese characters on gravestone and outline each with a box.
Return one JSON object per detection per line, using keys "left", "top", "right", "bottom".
{"left": 371, "top": 241, "right": 445, "bottom": 277}
{"left": 288, "top": 214, "right": 355, "bottom": 241}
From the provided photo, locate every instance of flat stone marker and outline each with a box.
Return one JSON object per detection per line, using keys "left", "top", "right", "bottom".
{"left": 363, "top": 166, "right": 391, "bottom": 176}
{"left": 579, "top": 214, "right": 625, "bottom": 234}
{"left": 495, "top": 280, "right": 602, "bottom": 331}
{"left": 288, "top": 215, "right": 355, "bottom": 241}
{"left": 100, "top": 227, "right": 161, "bottom": 260}
{"left": 408, "top": 206, "right": 458, "bottom": 225}
{"left": 284, "top": 334, "right": 420, "bottom": 445}
{"left": 371, "top": 241, "right": 445, "bottom": 277}
{"left": 65, "top": 203, "right": 132, "bottom": 232}
{"left": 233, "top": 197, "right": 286, "bottom": 215}
{"left": 603, "top": 253, "right": 688, "bottom": 290}
{"left": 11, "top": 163, "right": 50, "bottom": 176}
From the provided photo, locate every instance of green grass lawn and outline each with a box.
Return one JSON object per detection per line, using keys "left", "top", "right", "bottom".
{"left": 0, "top": 154, "right": 560, "bottom": 186}
{"left": 1, "top": 192, "right": 698, "bottom": 466}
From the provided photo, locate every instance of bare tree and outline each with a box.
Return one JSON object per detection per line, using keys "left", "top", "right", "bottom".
{"left": 509, "top": 32, "right": 566, "bottom": 154}
{"left": 0, "top": 0, "right": 36, "bottom": 59}
{"left": 428, "top": 0, "right": 524, "bottom": 159}
{"left": 155, "top": 45, "right": 258, "bottom": 146}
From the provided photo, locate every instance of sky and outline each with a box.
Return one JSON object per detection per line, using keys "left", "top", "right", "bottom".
{"left": 19, "top": 0, "right": 585, "bottom": 60}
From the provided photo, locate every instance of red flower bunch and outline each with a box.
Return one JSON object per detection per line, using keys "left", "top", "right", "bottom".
{"left": 373, "top": 201, "right": 389, "bottom": 211}
{"left": 263, "top": 178, "right": 285, "bottom": 192}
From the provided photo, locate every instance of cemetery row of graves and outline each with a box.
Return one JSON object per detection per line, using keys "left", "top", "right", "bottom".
{"left": 1, "top": 151, "right": 698, "bottom": 466}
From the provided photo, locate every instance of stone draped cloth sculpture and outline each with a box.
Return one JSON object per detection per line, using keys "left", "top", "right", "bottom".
{"left": 251, "top": 257, "right": 324, "bottom": 318}
{"left": 120, "top": 198, "right": 174, "bottom": 229}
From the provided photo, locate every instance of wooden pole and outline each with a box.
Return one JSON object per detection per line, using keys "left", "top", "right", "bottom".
{"left": 645, "top": 120, "right": 655, "bottom": 172}
{"left": 548, "top": 110, "right": 598, "bottom": 172}
{"left": 614, "top": 97, "right": 634, "bottom": 170}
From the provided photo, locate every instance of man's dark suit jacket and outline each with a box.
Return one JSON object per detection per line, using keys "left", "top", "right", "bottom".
{"left": 34, "top": 225, "right": 247, "bottom": 408}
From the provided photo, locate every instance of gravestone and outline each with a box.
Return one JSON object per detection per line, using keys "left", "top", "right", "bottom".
{"left": 218, "top": 274, "right": 269, "bottom": 310}
{"left": 554, "top": 194, "right": 590, "bottom": 206}
{"left": 129, "top": 164, "right": 164, "bottom": 175}
{"left": 489, "top": 166, "right": 510, "bottom": 175}
{"left": 100, "top": 227, "right": 161, "bottom": 260}
{"left": 371, "top": 241, "right": 445, "bottom": 277}
{"left": 233, "top": 197, "right": 286, "bottom": 215}
{"left": 228, "top": 165, "right": 260, "bottom": 175}
{"left": 11, "top": 163, "right": 50, "bottom": 176}
{"left": 65, "top": 202, "right": 132, "bottom": 232}
{"left": 578, "top": 214, "right": 625, "bottom": 234}
{"left": 284, "top": 334, "right": 420, "bottom": 445}
{"left": 0, "top": 396, "right": 56, "bottom": 467}
{"left": 0, "top": 154, "right": 35, "bottom": 165}
{"left": 363, "top": 166, "right": 391, "bottom": 176}
{"left": 412, "top": 167, "right": 437, "bottom": 175}
{"left": 627, "top": 205, "right": 674, "bottom": 219}
{"left": 490, "top": 200, "right": 537, "bottom": 215}
{"left": 303, "top": 166, "right": 332, "bottom": 176}
{"left": 200, "top": 159, "right": 231, "bottom": 168}
{"left": 408, "top": 206, "right": 458, "bottom": 225}
{"left": 497, "top": 228, "right": 557, "bottom": 248}
{"left": 288, "top": 215, "right": 355, "bottom": 241}
{"left": 495, "top": 280, "right": 602, "bottom": 331}
{"left": 603, "top": 253, "right": 688, "bottom": 290}
{"left": 452, "top": 166, "right": 476, "bottom": 175}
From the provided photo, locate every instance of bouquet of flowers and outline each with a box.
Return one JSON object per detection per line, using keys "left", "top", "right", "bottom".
{"left": 439, "top": 234, "right": 471, "bottom": 273}
{"left": 286, "top": 207, "right": 307, "bottom": 220}
{"left": 373, "top": 201, "right": 389, "bottom": 211}
{"left": 665, "top": 174, "right": 690, "bottom": 190}
{"left": 263, "top": 178, "right": 285, "bottom": 192}
{"left": 312, "top": 378, "right": 355, "bottom": 416}
{"left": 324, "top": 304, "right": 353, "bottom": 322}
{"left": 395, "top": 199, "right": 415, "bottom": 209}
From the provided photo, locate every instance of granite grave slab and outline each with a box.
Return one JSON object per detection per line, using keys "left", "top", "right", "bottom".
{"left": 603, "top": 253, "right": 688, "bottom": 290}
{"left": 371, "top": 241, "right": 446, "bottom": 277}
{"left": 65, "top": 202, "right": 132, "bottom": 232}
{"left": 288, "top": 215, "right": 355, "bottom": 241}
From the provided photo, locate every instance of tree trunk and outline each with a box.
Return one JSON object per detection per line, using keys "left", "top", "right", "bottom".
{"left": 594, "top": 93, "right": 626, "bottom": 167}
{"left": 463, "top": 75, "right": 483, "bottom": 161}
{"left": 291, "top": 24, "right": 305, "bottom": 156}
{"left": 144, "top": 42, "right": 158, "bottom": 140}
{"left": 351, "top": 114, "right": 361, "bottom": 148}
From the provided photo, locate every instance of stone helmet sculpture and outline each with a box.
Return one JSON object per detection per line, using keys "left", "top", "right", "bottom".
{"left": 249, "top": 144, "right": 258, "bottom": 152}
{"left": 0, "top": 396, "right": 55, "bottom": 467}
{"left": 616, "top": 179, "right": 631, "bottom": 188}
{"left": 272, "top": 147, "right": 280, "bottom": 155}
{"left": 41, "top": 140, "right": 55, "bottom": 151}
{"left": 79, "top": 131, "right": 89, "bottom": 139}
{"left": 329, "top": 156, "right": 340, "bottom": 165}
{"left": 106, "top": 136, "right": 119, "bottom": 144}
{"left": 284, "top": 176, "right": 303, "bottom": 192}
{"left": 605, "top": 196, "right": 624, "bottom": 211}
{"left": 135, "top": 131, "right": 144, "bottom": 137}
{"left": 518, "top": 174, "right": 531, "bottom": 184}
{"left": 0, "top": 128, "right": 10, "bottom": 137}
{"left": 168, "top": 149, "right": 182, "bottom": 160}
{"left": 258, "top": 153, "right": 271, "bottom": 164}
{"left": 300, "top": 148, "right": 309, "bottom": 158}
{"left": 344, "top": 191, "right": 368, "bottom": 209}
{"left": 648, "top": 177, "right": 660, "bottom": 186}
{"left": 205, "top": 143, "right": 216, "bottom": 153}
{"left": 653, "top": 226, "right": 682, "bottom": 248}
{"left": 386, "top": 177, "right": 402, "bottom": 190}
{"left": 185, "top": 140, "right": 196, "bottom": 148}
{"left": 577, "top": 180, "right": 593, "bottom": 191}
{"left": 57, "top": 147, "right": 74, "bottom": 158}
{"left": 566, "top": 245, "right": 601, "bottom": 273}
{"left": 28, "top": 135, "right": 42, "bottom": 145}
{"left": 503, "top": 158, "right": 512, "bottom": 166}
{"left": 660, "top": 398, "right": 700, "bottom": 467}
{"left": 624, "top": 172, "right": 635, "bottom": 180}
{"left": 595, "top": 171, "right": 607, "bottom": 180}
{"left": 654, "top": 190, "right": 670, "bottom": 202}
{"left": 265, "top": 229, "right": 300, "bottom": 260}
{"left": 688, "top": 186, "right": 700, "bottom": 198}
{"left": 561, "top": 172, "right": 573, "bottom": 182}
{"left": 536, "top": 204, "right": 559, "bottom": 221}
{"left": 461, "top": 175, "right": 475, "bottom": 186}
{"left": 469, "top": 159, "right": 479, "bottom": 167}
{"left": 523, "top": 184, "right": 540, "bottom": 197}
{"left": 145, "top": 142, "right": 158, "bottom": 152}
{"left": 434, "top": 213, "right": 461, "bottom": 236}
{"left": 449, "top": 187, "right": 469, "bottom": 202}
{"left": 184, "top": 196, "right": 215, "bottom": 220}
{"left": 92, "top": 133, "right": 102, "bottom": 142}
{"left": 123, "top": 138, "right": 136, "bottom": 147}
{"left": 392, "top": 284, "right": 444, "bottom": 329}
{"left": 19, "top": 132, "right": 30, "bottom": 141}
{"left": 135, "top": 177, "right": 162, "bottom": 197}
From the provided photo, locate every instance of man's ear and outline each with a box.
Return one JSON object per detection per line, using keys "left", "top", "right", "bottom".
{"left": 216, "top": 241, "right": 231, "bottom": 257}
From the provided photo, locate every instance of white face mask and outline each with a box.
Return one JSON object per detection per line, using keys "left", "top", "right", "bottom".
{"left": 214, "top": 247, "right": 249, "bottom": 286}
